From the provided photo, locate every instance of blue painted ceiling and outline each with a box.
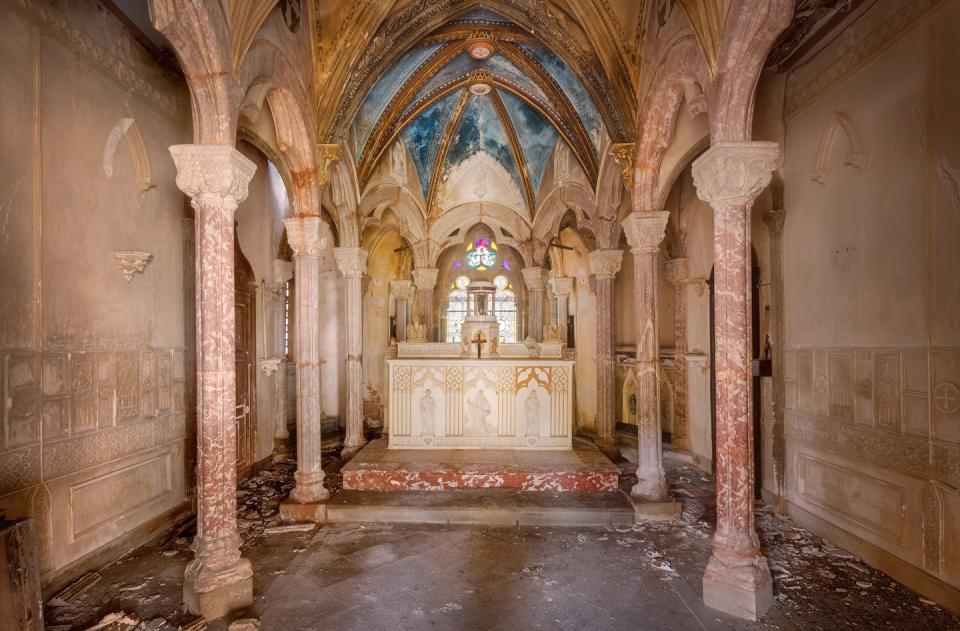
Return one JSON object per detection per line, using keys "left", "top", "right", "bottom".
{"left": 352, "top": 8, "right": 606, "bottom": 211}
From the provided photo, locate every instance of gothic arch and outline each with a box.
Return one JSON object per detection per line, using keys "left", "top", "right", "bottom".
{"left": 103, "top": 118, "right": 153, "bottom": 192}
{"left": 812, "top": 111, "right": 868, "bottom": 184}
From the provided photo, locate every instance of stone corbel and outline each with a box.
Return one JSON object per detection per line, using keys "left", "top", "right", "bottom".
{"left": 113, "top": 251, "right": 153, "bottom": 281}
{"left": 260, "top": 357, "right": 284, "bottom": 376}
{"left": 317, "top": 144, "right": 341, "bottom": 188}
{"left": 610, "top": 143, "right": 634, "bottom": 189}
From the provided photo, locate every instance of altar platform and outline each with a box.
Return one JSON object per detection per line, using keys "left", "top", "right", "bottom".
{"left": 342, "top": 437, "right": 620, "bottom": 492}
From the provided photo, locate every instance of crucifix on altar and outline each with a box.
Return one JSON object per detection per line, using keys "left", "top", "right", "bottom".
{"left": 471, "top": 330, "right": 487, "bottom": 359}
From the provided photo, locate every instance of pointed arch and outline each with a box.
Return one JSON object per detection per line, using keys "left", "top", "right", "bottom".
{"left": 103, "top": 118, "right": 153, "bottom": 192}
{"left": 812, "top": 111, "right": 868, "bottom": 184}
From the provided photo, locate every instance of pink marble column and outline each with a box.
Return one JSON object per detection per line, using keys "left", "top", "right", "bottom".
{"left": 548, "top": 276, "right": 574, "bottom": 342}
{"left": 665, "top": 257, "right": 690, "bottom": 451}
{"left": 412, "top": 267, "right": 439, "bottom": 342}
{"left": 169, "top": 144, "right": 256, "bottom": 619}
{"left": 268, "top": 259, "right": 293, "bottom": 459}
{"left": 764, "top": 209, "right": 786, "bottom": 497}
{"left": 335, "top": 247, "right": 368, "bottom": 457}
{"left": 281, "top": 216, "right": 330, "bottom": 521}
{"left": 692, "top": 141, "right": 780, "bottom": 620}
{"left": 588, "top": 250, "right": 623, "bottom": 454}
{"left": 621, "top": 214, "right": 669, "bottom": 500}
{"left": 521, "top": 267, "right": 547, "bottom": 341}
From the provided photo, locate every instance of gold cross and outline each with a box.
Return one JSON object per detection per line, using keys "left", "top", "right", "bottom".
{"left": 471, "top": 331, "right": 487, "bottom": 359}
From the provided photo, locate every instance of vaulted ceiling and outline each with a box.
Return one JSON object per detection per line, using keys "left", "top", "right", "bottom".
{"left": 349, "top": 8, "right": 614, "bottom": 217}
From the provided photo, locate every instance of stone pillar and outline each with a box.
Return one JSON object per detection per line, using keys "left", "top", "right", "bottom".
{"left": 335, "top": 247, "right": 369, "bottom": 457}
{"left": 763, "top": 209, "right": 786, "bottom": 497}
{"left": 691, "top": 141, "right": 779, "bottom": 620}
{"left": 588, "top": 250, "right": 623, "bottom": 453}
{"left": 521, "top": 267, "right": 547, "bottom": 341}
{"left": 390, "top": 280, "right": 413, "bottom": 342}
{"left": 665, "top": 258, "right": 690, "bottom": 451}
{"left": 169, "top": 144, "right": 256, "bottom": 619}
{"left": 548, "top": 276, "right": 574, "bottom": 341}
{"left": 412, "top": 267, "right": 439, "bottom": 341}
{"left": 281, "top": 215, "right": 330, "bottom": 522}
{"left": 620, "top": 215, "right": 669, "bottom": 500}
{"left": 268, "top": 259, "right": 293, "bottom": 458}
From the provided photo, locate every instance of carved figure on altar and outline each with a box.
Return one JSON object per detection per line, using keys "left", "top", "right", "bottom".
{"left": 466, "top": 391, "right": 495, "bottom": 435}
{"left": 406, "top": 318, "right": 427, "bottom": 342}
{"left": 419, "top": 389, "right": 436, "bottom": 436}
{"left": 524, "top": 391, "right": 541, "bottom": 439}
{"left": 543, "top": 323, "right": 564, "bottom": 342}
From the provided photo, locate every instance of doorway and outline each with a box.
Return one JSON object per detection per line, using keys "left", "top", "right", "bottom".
{"left": 235, "top": 229, "right": 258, "bottom": 477}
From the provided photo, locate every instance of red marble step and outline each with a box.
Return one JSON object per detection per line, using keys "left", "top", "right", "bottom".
{"left": 341, "top": 438, "right": 621, "bottom": 493}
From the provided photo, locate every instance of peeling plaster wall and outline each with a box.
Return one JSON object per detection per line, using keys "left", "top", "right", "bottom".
{"left": 778, "top": 0, "right": 960, "bottom": 606}
{"left": 0, "top": 1, "right": 191, "bottom": 589}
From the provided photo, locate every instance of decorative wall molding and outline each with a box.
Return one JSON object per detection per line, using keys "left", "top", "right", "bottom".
{"left": 12, "top": 0, "right": 187, "bottom": 120}
{"left": 785, "top": 0, "right": 947, "bottom": 118}
{"left": 113, "top": 251, "right": 153, "bottom": 281}
{"left": 811, "top": 111, "right": 867, "bottom": 184}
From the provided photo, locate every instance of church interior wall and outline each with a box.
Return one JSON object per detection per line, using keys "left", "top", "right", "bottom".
{"left": 777, "top": 0, "right": 960, "bottom": 602}
{"left": 0, "top": 2, "right": 193, "bottom": 590}
{"left": 363, "top": 231, "right": 406, "bottom": 403}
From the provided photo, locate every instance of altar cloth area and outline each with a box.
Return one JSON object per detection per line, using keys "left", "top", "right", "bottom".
{"left": 342, "top": 437, "right": 620, "bottom": 492}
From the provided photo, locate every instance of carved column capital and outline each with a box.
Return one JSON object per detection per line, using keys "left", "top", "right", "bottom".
{"left": 411, "top": 267, "right": 439, "bottom": 291}
{"left": 691, "top": 142, "right": 780, "bottom": 208}
{"left": 273, "top": 259, "right": 293, "bottom": 285}
{"left": 548, "top": 276, "right": 574, "bottom": 298}
{"left": 389, "top": 279, "right": 414, "bottom": 300}
{"left": 588, "top": 249, "right": 624, "bottom": 280}
{"left": 169, "top": 144, "right": 256, "bottom": 206}
{"left": 521, "top": 266, "right": 548, "bottom": 291}
{"left": 764, "top": 209, "right": 786, "bottom": 236}
{"left": 664, "top": 257, "right": 690, "bottom": 286}
{"left": 622, "top": 211, "right": 669, "bottom": 254}
{"left": 610, "top": 143, "right": 635, "bottom": 189}
{"left": 284, "top": 216, "right": 329, "bottom": 258}
{"left": 334, "top": 247, "right": 369, "bottom": 278}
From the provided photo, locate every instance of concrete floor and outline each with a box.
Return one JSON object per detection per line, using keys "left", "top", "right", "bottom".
{"left": 44, "top": 446, "right": 960, "bottom": 631}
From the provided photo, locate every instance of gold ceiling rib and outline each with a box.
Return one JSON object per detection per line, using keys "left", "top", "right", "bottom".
{"left": 486, "top": 86, "right": 536, "bottom": 215}
{"left": 425, "top": 88, "right": 472, "bottom": 219}
{"left": 357, "top": 41, "right": 464, "bottom": 185}
{"left": 357, "top": 71, "right": 598, "bottom": 195}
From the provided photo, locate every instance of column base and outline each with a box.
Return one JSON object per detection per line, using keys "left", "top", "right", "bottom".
{"left": 630, "top": 474, "right": 668, "bottom": 502}
{"left": 627, "top": 495, "right": 682, "bottom": 521}
{"left": 341, "top": 438, "right": 367, "bottom": 460}
{"left": 183, "top": 559, "right": 253, "bottom": 620}
{"left": 596, "top": 437, "right": 620, "bottom": 458}
{"left": 272, "top": 437, "right": 290, "bottom": 462}
{"left": 702, "top": 552, "right": 774, "bottom": 621}
{"left": 279, "top": 501, "right": 328, "bottom": 524}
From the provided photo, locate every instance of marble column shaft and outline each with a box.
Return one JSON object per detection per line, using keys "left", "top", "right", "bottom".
{"left": 169, "top": 144, "right": 256, "bottom": 613}
{"left": 521, "top": 267, "right": 547, "bottom": 341}
{"left": 587, "top": 250, "right": 623, "bottom": 450}
{"left": 621, "top": 215, "right": 670, "bottom": 501}
{"left": 412, "top": 267, "right": 439, "bottom": 342}
{"left": 665, "top": 258, "right": 690, "bottom": 451}
{"left": 284, "top": 216, "right": 330, "bottom": 504}
{"left": 548, "top": 276, "right": 574, "bottom": 341}
{"left": 692, "top": 141, "right": 779, "bottom": 615}
{"left": 390, "top": 279, "right": 413, "bottom": 342}
{"left": 335, "top": 247, "right": 369, "bottom": 454}
{"left": 764, "top": 210, "right": 786, "bottom": 494}
{"left": 270, "top": 260, "right": 293, "bottom": 446}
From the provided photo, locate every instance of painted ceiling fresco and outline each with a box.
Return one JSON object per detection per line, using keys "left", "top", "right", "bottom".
{"left": 351, "top": 8, "right": 607, "bottom": 215}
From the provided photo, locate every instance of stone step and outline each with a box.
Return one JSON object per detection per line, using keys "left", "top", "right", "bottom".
{"left": 325, "top": 489, "right": 636, "bottom": 527}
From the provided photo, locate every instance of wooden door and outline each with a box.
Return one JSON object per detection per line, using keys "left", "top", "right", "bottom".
{"left": 235, "top": 231, "right": 257, "bottom": 476}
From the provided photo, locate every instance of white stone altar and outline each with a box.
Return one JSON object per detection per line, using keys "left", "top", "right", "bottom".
{"left": 386, "top": 356, "right": 574, "bottom": 450}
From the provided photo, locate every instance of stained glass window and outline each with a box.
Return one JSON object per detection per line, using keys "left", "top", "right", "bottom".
{"left": 493, "top": 275, "right": 517, "bottom": 343}
{"left": 445, "top": 276, "right": 470, "bottom": 342}
{"left": 466, "top": 237, "right": 497, "bottom": 270}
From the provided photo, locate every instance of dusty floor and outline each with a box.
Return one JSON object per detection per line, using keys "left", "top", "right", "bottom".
{"left": 43, "top": 445, "right": 960, "bottom": 631}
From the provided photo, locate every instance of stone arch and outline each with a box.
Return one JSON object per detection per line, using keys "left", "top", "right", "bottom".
{"left": 430, "top": 204, "right": 534, "bottom": 266}
{"left": 103, "top": 117, "right": 153, "bottom": 192}
{"left": 533, "top": 183, "right": 597, "bottom": 258}
{"left": 812, "top": 111, "right": 868, "bottom": 184}
{"left": 633, "top": 35, "right": 706, "bottom": 212}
